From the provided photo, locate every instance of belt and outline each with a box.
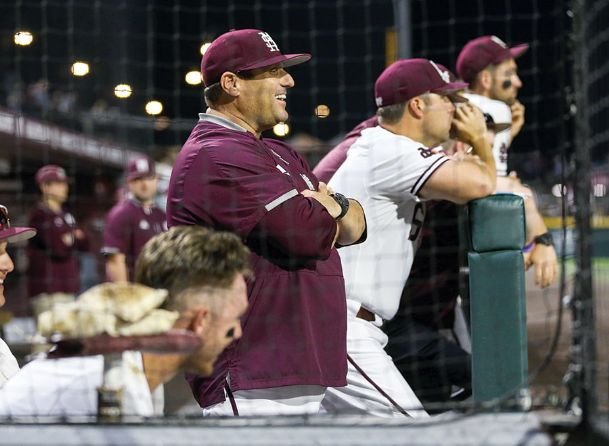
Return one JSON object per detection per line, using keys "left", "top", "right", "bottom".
{"left": 356, "top": 306, "right": 375, "bottom": 322}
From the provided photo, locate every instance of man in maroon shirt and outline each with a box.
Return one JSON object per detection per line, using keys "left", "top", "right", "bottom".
{"left": 27, "top": 165, "right": 89, "bottom": 298}
{"left": 166, "top": 28, "right": 367, "bottom": 416}
{"left": 102, "top": 156, "right": 167, "bottom": 282}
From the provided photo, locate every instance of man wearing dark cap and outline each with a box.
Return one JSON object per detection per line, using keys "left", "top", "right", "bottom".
{"left": 457, "top": 36, "right": 558, "bottom": 288}
{"left": 27, "top": 165, "right": 89, "bottom": 298}
{"left": 456, "top": 35, "right": 527, "bottom": 117}
{"left": 0, "top": 204, "right": 36, "bottom": 385}
{"left": 167, "top": 28, "right": 366, "bottom": 416}
{"left": 321, "top": 58, "right": 495, "bottom": 417}
{"left": 102, "top": 156, "right": 166, "bottom": 282}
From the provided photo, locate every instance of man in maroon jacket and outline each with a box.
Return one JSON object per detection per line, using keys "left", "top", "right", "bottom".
{"left": 102, "top": 155, "right": 166, "bottom": 282}
{"left": 27, "top": 165, "right": 89, "bottom": 298}
{"left": 166, "top": 28, "right": 367, "bottom": 416}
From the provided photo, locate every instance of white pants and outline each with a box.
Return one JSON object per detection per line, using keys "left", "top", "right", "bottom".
{"left": 202, "top": 384, "right": 326, "bottom": 417}
{"left": 321, "top": 316, "right": 429, "bottom": 418}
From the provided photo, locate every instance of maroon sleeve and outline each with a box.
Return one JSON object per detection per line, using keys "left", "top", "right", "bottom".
{"left": 251, "top": 193, "right": 337, "bottom": 260}
{"left": 312, "top": 142, "right": 351, "bottom": 183}
{"left": 101, "top": 205, "right": 130, "bottom": 255}
{"left": 313, "top": 116, "right": 379, "bottom": 183}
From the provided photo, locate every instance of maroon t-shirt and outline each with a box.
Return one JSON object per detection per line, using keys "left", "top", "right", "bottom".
{"left": 101, "top": 198, "right": 167, "bottom": 281}
{"left": 27, "top": 205, "right": 89, "bottom": 297}
{"left": 167, "top": 114, "right": 348, "bottom": 408}
{"left": 313, "top": 116, "right": 378, "bottom": 183}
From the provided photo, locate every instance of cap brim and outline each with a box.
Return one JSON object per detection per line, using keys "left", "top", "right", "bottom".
{"left": 509, "top": 43, "right": 529, "bottom": 59}
{"left": 448, "top": 93, "right": 469, "bottom": 103}
{"left": 127, "top": 173, "right": 157, "bottom": 181}
{"left": 0, "top": 227, "right": 36, "bottom": 243}
{"left": 433, "top": 81, "right": 469, "bottom": 100}
{"left": 489, "top": 122, "right": 512, "bottom": 132}
{"left": 241, "top": 53, "right": 312, "bottom": 73}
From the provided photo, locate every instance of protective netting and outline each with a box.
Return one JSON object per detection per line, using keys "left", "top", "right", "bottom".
{"left": 0, "top": 1, "right": 602, "bottom": 442}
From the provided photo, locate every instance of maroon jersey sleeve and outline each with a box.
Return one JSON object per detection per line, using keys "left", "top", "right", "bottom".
{"left": 102, "top": 204, "right": 130, "bottom": 255}
{"left": 251, "top": 191, "right": 336, "bottom": 260}
{"left": 313, "top": 116, "right": 379, "bottom": 183}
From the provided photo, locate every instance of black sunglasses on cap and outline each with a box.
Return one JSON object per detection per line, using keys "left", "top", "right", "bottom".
{"left": 0, "top": 205, "right": 10, "bottom": 231}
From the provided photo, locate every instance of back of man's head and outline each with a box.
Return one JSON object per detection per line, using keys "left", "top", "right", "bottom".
{"left": 134, "top": 226, "right": 251, "bottom": 311}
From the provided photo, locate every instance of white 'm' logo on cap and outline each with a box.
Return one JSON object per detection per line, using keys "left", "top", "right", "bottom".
{"left": 490, "top": 35, "right": 508, "bottom": 48}
{"left": 258, "top": 32, "right": 280, "bottom": 52}
{"left": 136, "top": 158, "right": 149, "bottom": 173}
{"left": 429, "top": 60, "right": 450, "bottom": 84}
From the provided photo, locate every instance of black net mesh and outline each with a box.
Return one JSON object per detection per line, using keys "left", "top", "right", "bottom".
{"left": 0, "top": 1, "right": 604, "bottom": 441}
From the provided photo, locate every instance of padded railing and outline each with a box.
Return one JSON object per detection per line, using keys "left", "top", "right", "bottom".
{"left": 467, "top": 194, "right": 528, "bottom": 407}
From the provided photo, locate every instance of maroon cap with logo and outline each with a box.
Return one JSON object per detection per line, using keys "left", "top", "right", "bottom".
{"left": 456, "top": 35, "right": 529, "bottom": 83}
{"left": 0, "top": 205, "right": 36, "bottom": 243}
{"left": 201, "top": 29, "right": 311, "bottom": 87}
{"left": 374, "top": 58, "right": 468, "bottom": 108}
{"left": 127, "top": 156, "right": 156, "bottom": 181}
{"left": 35, "top": 165, "right": 68, "bottom": 185}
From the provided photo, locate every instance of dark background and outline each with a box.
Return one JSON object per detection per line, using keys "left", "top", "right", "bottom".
{"left": 0, "top": 0, "right": 582, "bottom": 183}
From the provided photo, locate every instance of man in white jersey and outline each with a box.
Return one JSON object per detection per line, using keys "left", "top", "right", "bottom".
{"left": 0, "top": 226, "right": 249, "bottom": 418}
{"left": 463, "top": 94, "right": 512, "bottom": 175}
{"left": 457, "top": 36, "right": 557, "bottom": 288}
{"left": 323, "top": 58, "right": 496, "bottom": 417}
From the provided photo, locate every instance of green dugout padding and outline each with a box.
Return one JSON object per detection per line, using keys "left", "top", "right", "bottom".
{"left": 467, "top": 194, "right": 527, "bottom": 406}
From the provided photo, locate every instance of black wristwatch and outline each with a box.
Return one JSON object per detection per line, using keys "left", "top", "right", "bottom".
{"left": 534, "top": 232, "right": 554, "bottom": 247}
{"left": 330, "top": 192, "right": 350, "bottom": 221}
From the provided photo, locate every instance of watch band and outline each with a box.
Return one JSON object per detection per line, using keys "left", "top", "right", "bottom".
{"left": 330, "top": 193, "right": 349, "bottom": 220}
{"left": 533, "top": 232, "right": 554, "bottom": 247}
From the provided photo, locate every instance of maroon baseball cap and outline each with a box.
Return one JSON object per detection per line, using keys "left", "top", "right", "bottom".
{"left": 0, "top": 205, "right": 36, "bottom": 243}
{"left": 35, "top": 165, "right": 68, "bottom": 185}
{"left": 374, "top": 58, "right": 468, "bottom": 107}
{"left": 127, "top": 156, "right": 156, "bottom": 181}
{"left": 201, "top": 29, "right": 311, "bottom": 87}
{"left": 456, "top": 35, "right": 529, "bottom": 83}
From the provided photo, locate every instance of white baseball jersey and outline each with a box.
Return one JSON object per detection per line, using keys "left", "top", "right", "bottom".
{"left": 0, "top": 339, "right": 18, "bottom": 387}
{"left": 0, "top": 351, "right": 155, "bottom": 417}
{"left": 464, "top": 93, "right": 512, "bottom": 176}
{"left": 329, "top": 126, "right": 449, "bottom": 320}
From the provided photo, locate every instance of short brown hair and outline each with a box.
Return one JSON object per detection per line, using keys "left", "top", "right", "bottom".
{"left": 203, "top": 83, "right": 223, "bottom": 107}
{"left": 469, "top": 64, "right": 497, "bottom": 91}
{"left": 203, "top": 72, "right": 256, "bottom": 107}
{"left": 376, "top": 102, "right": 406, "bottom": 125}
{"left": 135, "top": 226, "right": 250, "bottom": 309}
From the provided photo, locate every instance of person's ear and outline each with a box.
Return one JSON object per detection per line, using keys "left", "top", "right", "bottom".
{"left": 190, "top": 308, "right": 211, "bottom": 335}
{"left": 479, "top": 69, "right": 493, "bottom": 91}
{"left": 408, "top": 97, "right": 425, "bottom": 119}
{"left": 219, "top": 72, "right": 240, "bottom": 98}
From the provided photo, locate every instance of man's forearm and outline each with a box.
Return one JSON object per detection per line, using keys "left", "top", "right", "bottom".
{"left": 526, "top": 204, "right": 549, "bottom": 243}
{"left": 336, "top": 199, "right": 367, "bottom": 246}
{"left": 470, "top": 136, "right": 497, "bottom": 189}
{"left": 106, "top": 254, "right": 128, "bottom": 282}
